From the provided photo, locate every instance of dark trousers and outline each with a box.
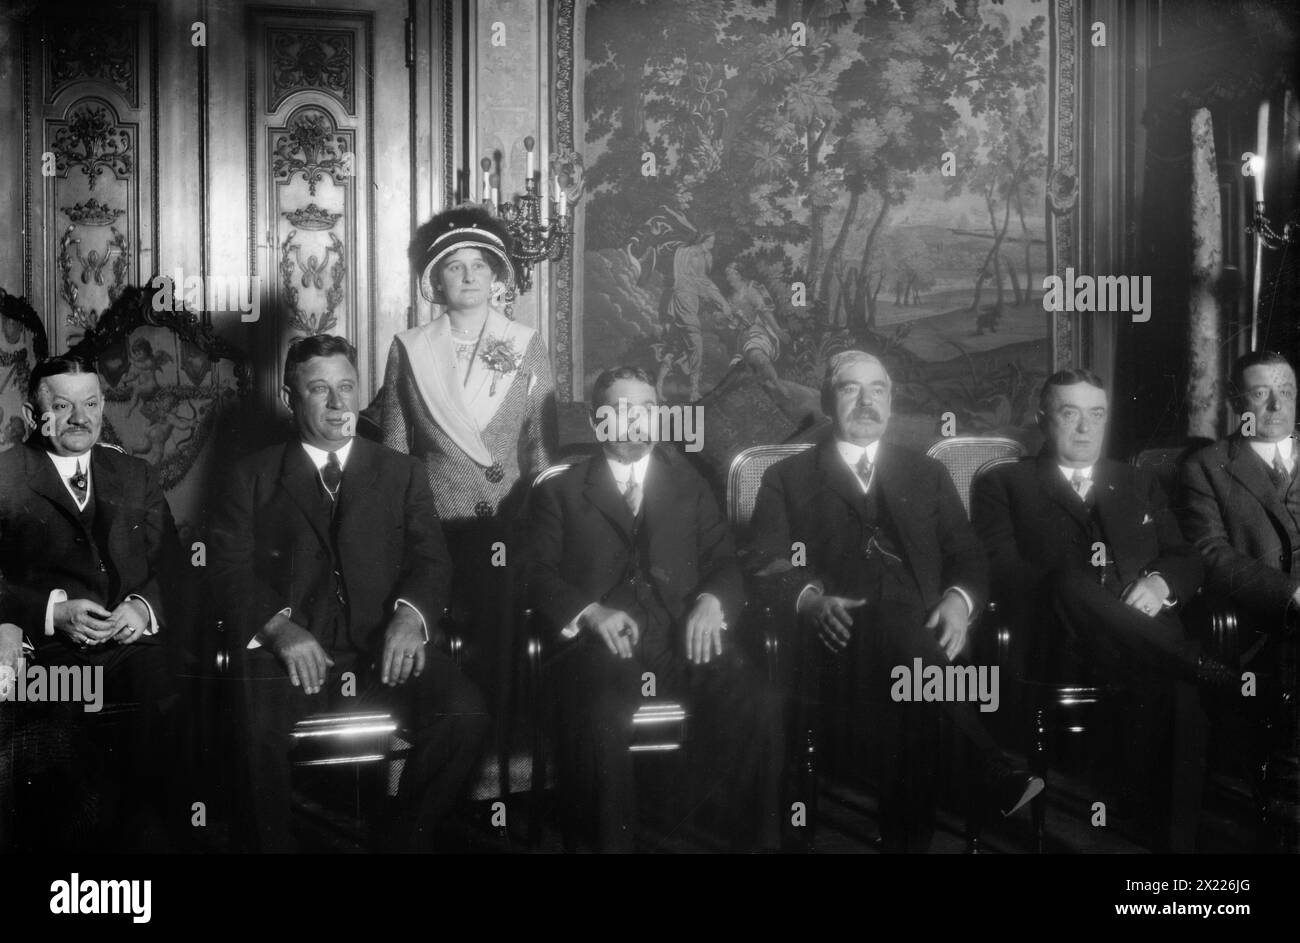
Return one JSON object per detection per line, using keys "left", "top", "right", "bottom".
{"left": 1048, "top": 571, "right": 1207, "bottom": 852}
{"left": 550, "top": 627, "right": 783, "bottom": 852}
{"left": 815, "top": 592, "right": 1009, "bottom": 853}
{"left": 29, "top": 636, "right": 179, "bottom": 845}
{"left": 240, "top": 645, "right": 489, "bottom": 852}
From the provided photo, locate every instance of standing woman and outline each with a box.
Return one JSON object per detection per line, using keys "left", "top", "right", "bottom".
{"left": 364, "top": 206, "right": 557, "bottom": 758}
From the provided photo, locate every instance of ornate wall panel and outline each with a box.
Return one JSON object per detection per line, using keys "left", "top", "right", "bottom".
{"left": 25, "top": 5, "right": 158, "bottom": 352}
{"left": 247, "top": 8, "right": 374, "bottom": 392}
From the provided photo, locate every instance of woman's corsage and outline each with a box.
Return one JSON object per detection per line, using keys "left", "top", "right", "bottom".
{"left": 479, "top": 335, "right": 523, "bottom": 396}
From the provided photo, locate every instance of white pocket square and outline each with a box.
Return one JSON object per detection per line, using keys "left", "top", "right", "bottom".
{"left": 1141, "top": 513, "right": 1154, "bottom": 525}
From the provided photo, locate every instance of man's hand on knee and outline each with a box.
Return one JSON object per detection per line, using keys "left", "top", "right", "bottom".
{"left": 798, "top": 590, "right": 866, "bottom": 654}
{"left": 580, "top": 604, "right": 640, "bottom": 659}
{"left": 261, "top": 612, "right": 334, "bottom": 694}
{"left": 380, "top": 607, "right": 425, "bottom": 687}
{"left": 107, "top": 599, "right": 150, "bottom": 644}
{"left": 926, "top": 591, "right": 971, "bottom": 661}
{"left": 53, "top": 598, "right": 117, "bottom": 646}
{"left": 1121, "top": 573, "right": 1171, "bottom": 618}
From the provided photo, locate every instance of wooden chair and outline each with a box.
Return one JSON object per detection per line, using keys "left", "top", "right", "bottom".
{"left": 1131, "top": 446, "right": 1189, "bottom": 500}
{"left": 524, "top": 460, "right": 692, "bottom": 849}
{"left": 925, "top": 435, "right": 1026, "bottom": 514}
{"left": 967, "top": 454, "right": 1118, "bottom": 852}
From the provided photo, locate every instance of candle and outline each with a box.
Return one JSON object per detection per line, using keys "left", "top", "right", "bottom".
{"left": 491, "top": 187, "right": 499, "bottom": 206}
{"left": 527, "top": 149, "right": 535, "bottom": 181}
{"left": 1256, "top": 100, "right": 1270, "bottom": 207}
{"left": 557, "top": 179, "right": 567, "bottom": 218}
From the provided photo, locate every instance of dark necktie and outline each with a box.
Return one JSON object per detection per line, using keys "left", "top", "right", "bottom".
{"left": 1070, "top": 470, "right": 1093, "bottom": 506}
{"left": 1272, "top": 449, "right": 1292, "bottom": 494}
{"left": 321, "top": 452, "right": 343, "bottom": 502}
{"left": 321, "top": 452, "right": 346, "bottom": 611}
{"left": 856, "top": 453, "right": 875, "bottom": 493}
{"left": 69, "top": 461, "right": 88, "bottom": 503}
{"left": 623, "top": 472, "right": 641, "bottom": 517}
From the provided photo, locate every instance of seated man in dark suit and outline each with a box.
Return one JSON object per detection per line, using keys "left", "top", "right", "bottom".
{"left": 748, "top": 350, "right": 1040, "bottom": 853}
{"left": 1179, "top": 350, "right": 1300, "bottom": 636}
{"left": 527, "top": 365, "right": 781, "bottom": 851}
{"left": 209, "top": 335, "right": 488, "bottom": 852}
{"left": 1179, "top": 351, "right": 1299, "bottom": 845}
{"left": 0, "top": 354, "right": 180, "bottom": 847}
{"left": 971, "top": 368, "right": 1227, "bottom": 851}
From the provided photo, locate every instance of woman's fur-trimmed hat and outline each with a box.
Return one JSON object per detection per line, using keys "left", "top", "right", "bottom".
{"left": 410, "top": 206, "right": 518, "bottom": 303}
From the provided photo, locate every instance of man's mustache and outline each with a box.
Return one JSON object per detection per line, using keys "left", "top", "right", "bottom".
{"left": 850, "top": 406, "right": 882, "bottom": 422}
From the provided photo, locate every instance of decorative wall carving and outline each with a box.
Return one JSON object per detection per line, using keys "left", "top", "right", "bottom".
{"left": 57, "top": 223, "right": 130, "bottom": 329}
{"left": 268, "top": 28, "right": 356, "bottom": 114}
{"left": 280, "top": 227, "right": 346, "bottom": 335}
{"left": 271, "top": 107, "right": 353, "bottom": 197}
{"left": 50, "top": 102, "right": 134, "bottom": 192}
{"left": 46, "top": 19, "right": 137, "bottom": 106}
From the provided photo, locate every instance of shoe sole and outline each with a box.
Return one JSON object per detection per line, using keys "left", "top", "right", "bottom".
{"left": 1001, "top": 776, "right": 1045, "bottom": 817}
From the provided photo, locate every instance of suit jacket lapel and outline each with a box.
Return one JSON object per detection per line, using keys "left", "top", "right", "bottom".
{"left": 90, "top": 446, "right": 122, "bottom": 537}
{"left": 1091, "top": 460, "right": 1132, "bottom": 543}
{"left": 1225, "top": 436, "right": 1289, "bottom": 527}
{"left": 640, "top": 447, "right": 682, "bottom": 571}
{"left": 582, "top": 452, "right": 634, "bottom": 543}
{"left": 333, "top": 438, "right": 380, "bottom": 541}
{"left": 1036, "top": 450, "right": 1091, "bottom": 529}
{"left": 24, "top": 443, "right": 85, "bottom": 527}
{"left": 874, "top": 444, "right": 932, "bottom": 579}
{"left": 812, "top": 435, "right": 865, "bottom": 520}
{"left": 277, "top": 442, "right": 331, "bottom": 550}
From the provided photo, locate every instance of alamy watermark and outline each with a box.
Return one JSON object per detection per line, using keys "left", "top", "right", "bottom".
{"left": 890, "top": 658, "right": 999, "bottom": 713}
{"left": 1042, "top": 267, "right": 1151, "bottom": 323}
{"left": 592, "top": 398, "right": 705, "bottom": 453}
{"left": 151, "top": 269, "right": 260, "bottom": 322}
{"left": 0, "top": 663, "right": 104, "bottom": 713}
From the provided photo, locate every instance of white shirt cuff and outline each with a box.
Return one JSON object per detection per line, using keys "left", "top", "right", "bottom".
{"left": 1144, "top": 570, "right": 1178, "bottom": 610}
{"left": 696, "top": 592, "right": 725, "bottom": 625}
{"left": 394, "top": 598, "right": 429, "bottom": 642}
{"left": 247, "top": 607, "right": 292, "bottom": 650}
{"left": 944, "top": 586, "right": 974, "bottom": 619}
{"left": 795, "top": 583, "right": 821, "bottom": 616}
{"left": 124, "top": 594, "right": 160, "bottom": 635}
{"left": 45, "top": 589, "right": 68, "bottom": 636}
{"left": 561, "top": 602, "right": 600, "bottom": 640}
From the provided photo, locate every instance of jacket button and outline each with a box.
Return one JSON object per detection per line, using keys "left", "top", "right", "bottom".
{"left": 485, "top": 463, "right": 504, "bottom": 483}
{"left": 474, "top": 501, "right": 493, "bottom": 518}
{"left": 98, "top": 562, "right": 107, "bottom": 572}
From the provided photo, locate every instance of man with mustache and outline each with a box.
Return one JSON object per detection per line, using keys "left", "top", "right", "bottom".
{"left": 972, "top": 368, "right": 1227, "bottom": 851}
{"left": 527, "top": 365, "right": 781, "bottom": 851}
{"left": 748, "top": 350, "right": 1040, "bottom": 852}
{"left": 0, "top": 354, "right": 181, "bottom": 849}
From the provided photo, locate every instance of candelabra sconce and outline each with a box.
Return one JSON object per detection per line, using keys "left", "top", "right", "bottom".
{"left": 1249, "top": 201, "right": 1300, "bottom": 250}
{"left": 482, "top": 138, "right": 571, "bottom": 294}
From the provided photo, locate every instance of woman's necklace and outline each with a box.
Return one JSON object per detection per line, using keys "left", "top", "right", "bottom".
{"left": 450, "top": 319, "right": 487, "bottom": 381}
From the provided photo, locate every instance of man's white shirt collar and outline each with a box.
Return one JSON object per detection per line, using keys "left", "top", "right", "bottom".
{"left": 46, "top": 450, "right": 92, "bottom": 510}
{"left": 835, "top": 438, "right": 880, "bottom": 467}
{"left": 1058, "top": 463, "right": 1093, "bottom": 482}
{"left": 301, "top": 438, "right": 354, "bottom": 471}
{"left": 834, "top": 439, "right": 880, "bottom": 493}
{"left": 1249, "top": 436, "right": 1294, "bottom": 473}
{"left": 605, "top": 451, "right": 652, "bottom": 487}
